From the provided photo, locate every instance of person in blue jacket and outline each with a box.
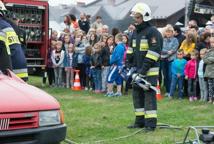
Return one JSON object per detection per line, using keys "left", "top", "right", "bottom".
{"left": 106, "top": 33, "right": 125, "bottom": 97}
{"left": 169, "top": 49, "right": 187, "bottom": 99}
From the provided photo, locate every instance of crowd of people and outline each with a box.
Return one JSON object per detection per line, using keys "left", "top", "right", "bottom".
{"left": 44, "top": 12, "right": 214, "bottom": 104}
{"left": 160, "top": 19, "right": 214, "bottom": 104}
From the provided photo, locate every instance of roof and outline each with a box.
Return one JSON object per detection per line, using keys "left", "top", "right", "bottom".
{"left": 73, "top": 0, "right": 186, "bottom": 19}
{"left": 49, "top": 0, "right": 186, "bottom": 31}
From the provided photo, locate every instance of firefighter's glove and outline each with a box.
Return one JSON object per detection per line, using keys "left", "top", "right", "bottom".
{"left": 136, "top": 79, "right": 150, "bottom": 91}
{"left": 127, "top": 67, "right": 137, "bottom": 76}
{"left": 132, "top": 74, "right": 150, "bottom": 91}
{"left": 132, "top": 73, "right": 139, "bottom": 82}
{"left": 132, "top": 73, "right": 146, "bottom": 81}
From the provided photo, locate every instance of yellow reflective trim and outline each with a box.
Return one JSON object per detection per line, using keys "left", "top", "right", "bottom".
{"left": 127, "top": 47, "right": 133, "bottom": 54}
{"left": 0, "top": 35, "right": 5, "bottom": 41}
{"left": 19, "top": 37, "right": 24, "bottom": 42}
{"left": 16, "top": 73, "right": 28, "bottom": 78}
{"left": 135, "top": 112, "right": 145, "bottom": 116}
{"left": 146, "top": 71, "right": 159, "bottom": 76}
{"left": 6, "top": 31, "right": 20, "bottom": 46}
{"left": 140, "top": 39, "right": 149, "bottom": 51}
{"left": 127, "top": 48, "right": 133, "bottom": 54}
{"left": 132, "top": 39, "right": 136, "bottom": 47}
{"left": 13, "top": 68, "right": 28, "bottom": 73}
{"left": 0, "top": 35, "right": 11, "bottom": 55}
{"left": 146, "top": 53, "right": 159, "bottom": 61}
{"left": 145, "top": 114, "right": 157, "bottom": 118}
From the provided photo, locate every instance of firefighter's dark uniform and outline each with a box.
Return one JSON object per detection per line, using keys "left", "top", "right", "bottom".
{"left": 0, "top": 30, "right": 12, "bottom": 72}
{"left": 4, "top": 17, "right": 27, "bottom": 52}
{"left": 130, "top": 22, "right": 163, "bottom": 130}
{"left": 0, "top": 17, "right": 28, "bottom": 81}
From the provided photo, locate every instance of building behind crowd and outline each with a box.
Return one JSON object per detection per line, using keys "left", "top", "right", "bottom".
{"left": 189, "top": 0, "right": 214, "bottom": 26}
{"left": 49, "top": 0, "right": 214, "bottom": 31}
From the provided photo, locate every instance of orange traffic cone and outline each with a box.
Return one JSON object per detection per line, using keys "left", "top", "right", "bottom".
{"left": 72, "top": 70, "right": 81, "bottom": 91}
{"left": 156, "top": 80, "right": 162, "bottom": 100}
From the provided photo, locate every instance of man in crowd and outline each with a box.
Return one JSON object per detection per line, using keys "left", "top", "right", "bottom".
{"left": 78, "top": 12, "right": 90, "bottom": 34}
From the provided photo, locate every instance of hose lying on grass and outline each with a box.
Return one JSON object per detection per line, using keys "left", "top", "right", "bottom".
{"left": 63, "top": 123, "right": 183, "bottom": 144}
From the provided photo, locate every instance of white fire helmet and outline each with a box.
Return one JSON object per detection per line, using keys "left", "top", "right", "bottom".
{"left": 0, "top": 0, "right": 7, "bottom": 16}
{"left": 131, "top": 2, "right": 152, "bottom": 22}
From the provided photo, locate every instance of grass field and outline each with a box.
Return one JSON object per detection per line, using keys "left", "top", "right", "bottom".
{"left": 29, "top": 76, "right": 214, "bottom": 144}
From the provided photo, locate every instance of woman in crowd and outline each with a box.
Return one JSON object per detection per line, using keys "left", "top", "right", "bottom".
{"left": 161, "top": 25, "right": 179, "bottom": 97}
{"left": 74, "top": 31, "right": 89, "bottom": 88}
{"left": 203, "top": 37, "right": 214, "bottom": 104}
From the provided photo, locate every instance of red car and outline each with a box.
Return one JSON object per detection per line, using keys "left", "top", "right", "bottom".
{"left": 0, "top": 70, "right": 66, "bottom": 144}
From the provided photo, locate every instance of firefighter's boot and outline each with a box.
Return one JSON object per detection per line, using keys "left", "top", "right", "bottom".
{"left": 127, "top": 116, "right": 144, "bottom": 129}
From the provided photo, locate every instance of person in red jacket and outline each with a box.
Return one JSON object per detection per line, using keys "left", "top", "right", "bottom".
{"left": 184, "top": 49, "right": 199, "bottom": 102}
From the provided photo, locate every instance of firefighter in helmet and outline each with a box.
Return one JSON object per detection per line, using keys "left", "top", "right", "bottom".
{"left": 127, "top": 2, "right": 163, "bottom": 131}
{"left": 0, "top": 0, "right": 28, "bottom": 81}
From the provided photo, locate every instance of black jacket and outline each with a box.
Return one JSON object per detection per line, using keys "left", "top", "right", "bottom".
{"left": 130, "top": 22, "right": 163, "bottom": 76}
{"left": 78, "top": 19, "right": 90, "bottom": 34}
{"left": 0, "top": 40, "right": 12, "bottom": 71}
{"left": 91, "top": 52, "right": 102, "bottom": 69}
{"left": 100, "top": 46, "right": 110, "bottom": 66}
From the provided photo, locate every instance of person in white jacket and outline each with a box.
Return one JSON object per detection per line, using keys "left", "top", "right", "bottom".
{"left": 51, "top": 40, "right": 65, "bottom": 87}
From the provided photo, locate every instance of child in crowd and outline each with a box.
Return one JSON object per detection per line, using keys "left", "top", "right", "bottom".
{"left": 64, "top": 43, "right": 75, "bottom": 88}
{"left": 203, "top": 37, "right": 214, "bottom": 104}
{"left": 198, "top": 48, "right": 208, "bottom": 102}
{"left": 91, "top": 43, "right": 102, "bottom": 93}
{"left": 122, "top": 34, "right": 129, "bottom": 64}
{"left": 106, "top": 33, "right": 125, "bottom": 97}
{"left": 169, "top": 49, "right": 187, "bottom": 99}
{"left": 43, "top": 31, "right": 58, "bottom": 86}
{"left": 184, "top": 49, "right": 198, "bottom": 101}
{"left": 62, "top": 34, "right": 73, "bottom": 86}
{"left": 180, "top": 31, "right": 197, "bottom": 60}
{"left": 100, "top": 35, "right": 114, "bottom": 93}
{"left": 180, "top": 31, "right": 197, "bottom": 99}
{"left": 46, "top": 40, "right": 56, "bottom": 87}
{"left": 50, "top": 30, "right": 58, "bottom": 41}
{"left": 83, "top": 46, "right": 93, "bottom": 90}
{"left": 122, "top": 34, "right": 132, "bottom": 95}
{"left": 63, "top": 34, "right": 72, "bottom": 53}
{"left": 51, "top": 40, "right": 65, "bottom": 87}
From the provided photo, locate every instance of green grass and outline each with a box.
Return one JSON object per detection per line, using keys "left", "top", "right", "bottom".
{"left": 29, "top": 76, "right": 214, "bottom": 144}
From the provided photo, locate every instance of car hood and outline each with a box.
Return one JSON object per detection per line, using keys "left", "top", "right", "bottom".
{"left": 0, "top": 74, "right": 60, "bottom": 113}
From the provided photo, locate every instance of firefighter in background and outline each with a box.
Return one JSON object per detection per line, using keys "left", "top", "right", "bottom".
{"left": 4, "top": 16, "right": 27, "bottom": 52}
{"left": 0, "top": 30, "right": 12, "bottom": 73}
{"left": 0, "top": 1, "right": 12, "bottom": 73}
{"left": 127, "top": 3, "right": 163, "bottom": 131}
{"left": 0, "top": 0, "right": 28, "bottom": 81}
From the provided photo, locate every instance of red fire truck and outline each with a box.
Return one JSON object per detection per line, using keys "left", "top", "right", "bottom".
{"left": 2, "top": 0, "right": 49, "bottom": 74}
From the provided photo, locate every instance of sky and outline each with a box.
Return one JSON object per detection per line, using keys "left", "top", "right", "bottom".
{"left": 48, "top": 0, "right": 76, "bottom": 6}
